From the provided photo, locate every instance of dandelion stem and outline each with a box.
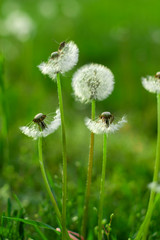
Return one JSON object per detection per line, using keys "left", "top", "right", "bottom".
{"left": 135, "top": 93, "right": 160, "bottom": 240}
{"left": 0, "top": 55, "right": 9, "bottom": 167}
{"left": 98, "top": 133, "right": 107, "bottom": 240}
{"left": 38, "top": 137, "right": 71, "bottom": 240}
{"left": 56, "top": 73, "right": 69, "bottom": 240}
{"left": 38, "top": 137, "right": 62, "bottom": 223}
{"left": 81, "top": 99, "right": 95, "bottom": 239}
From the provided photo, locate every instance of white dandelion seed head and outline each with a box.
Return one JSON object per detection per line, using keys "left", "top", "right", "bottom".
{"left": 142, "top": 74, "right": 160, "bottom": 94}
{"left": 38, "top": 41, "right": 79, "bottom": 80}
{"left": 72, "top": 63, "right": 114, "bottom": 103}
{"left": 1, "top": 10, "right": 35, "bottom": 42}
{"left": 20, "top": 109, "right": 61, "bottom": 140}
{"left": 85, "top": 115, "right": 127, "bottom": 135}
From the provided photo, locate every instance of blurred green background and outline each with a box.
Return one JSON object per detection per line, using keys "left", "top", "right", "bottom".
{"left": 0, "top": 0, "right": 160, "bottom": 239}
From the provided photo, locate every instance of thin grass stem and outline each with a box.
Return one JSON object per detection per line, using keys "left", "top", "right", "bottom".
{"left": 81, "top": 99, "right": 96, "bottom": 239}
{"left": 56, "top": 73, "right": 69, "bottom": 240}
{"left": 98, "top": 133, "right": 107, "bottom": 240}
{"left": 34, "top": 225, "right": 48, "bottom": 240}
{"left": 135, "top": 93, "right": 160, "bottom": 240}
{"left": 0, "top": 55, "right": 9, "bottom": 167}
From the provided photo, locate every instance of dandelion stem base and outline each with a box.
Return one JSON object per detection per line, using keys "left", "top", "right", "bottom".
{"left": 135, "top": 93, "right": 160, "bottom": 240}
{"left": 81, "top": 100, "right": 95, "bottom": 239}
{"left": 98, "top": 134, "right": 107, "bottom": 240}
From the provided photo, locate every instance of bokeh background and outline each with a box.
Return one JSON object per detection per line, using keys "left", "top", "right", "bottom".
{"left": 0, "top": 0, "right": 160, "bottom": 239}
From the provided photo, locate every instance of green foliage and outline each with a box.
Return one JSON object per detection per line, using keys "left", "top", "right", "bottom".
{"left": 1, "top": 0, "right": 160, "bottom": 239}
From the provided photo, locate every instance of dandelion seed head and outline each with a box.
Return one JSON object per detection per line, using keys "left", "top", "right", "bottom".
{"left": 72, "top": 64, "right": 114, "bottom": 103}
{"left": 20, "top": 109, "right": 61, "bottom": 140}
{"left": 142, "top": 73, "right": 160, "bottom": 94}
{"left": 85, "top": 115, "right": 127, "bottom": 135}
{"left": 0, "top": 10, "right": 35, "bottom": 42}
{"left": 38, "top": 41, "right": 79, "bottom": 80}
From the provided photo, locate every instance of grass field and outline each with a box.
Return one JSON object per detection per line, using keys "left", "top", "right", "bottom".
{"left": 1, "top": 0, "right": 160, "bottom": 239}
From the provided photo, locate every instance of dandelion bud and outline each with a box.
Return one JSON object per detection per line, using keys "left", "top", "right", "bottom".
{"left": 72, "top": 64, "right": 114, "bottom": 103}
{"left": 142, "top": 72, "right": 160, "bottom": 94}
{"left": 38, "top": 41, "right": 79, "bottom": 80}
{"left": 20, "top": 109, "right": 61, "bottom": 140}
{"left": 85, "top": 113, "right": 126, "bottom": 134}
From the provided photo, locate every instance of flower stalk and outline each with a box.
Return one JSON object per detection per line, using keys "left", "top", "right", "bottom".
{"left": 135, "top": 93, "right": 160, "bottom": 240}
{"left": 81, "top": 99, "right": 95, "bottom": 239}
{"left": 38, "top": 136, "right": 71, "bottom": 240}
{"left": 38, "top": 136, "right": 62, "bottom": 223}
{"left": 98, "top": 133, "right": 107, "bottom": 240}
{"left": 56, "top": 72, "right": 68, "bottom": 240}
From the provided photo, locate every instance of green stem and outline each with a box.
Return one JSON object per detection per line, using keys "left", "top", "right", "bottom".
{"left": 135, "top": 93, "right": 160, "bottom": 240}
{"left": 38, "top": 137, "right": 62, "bottom": 223}
{"left": 81, "top": 100, "right": 96, "bottom": 240}
{"left": 34, "top": 225, "right": 48, "bottom": 240}
{"left": 56, "top": 73, "right": 68, "bottom": 240}
{"left": 38, "top": 137, "right": 70, "bottom": 240}
{"left": 0, "top": 55, "right": 9, "bottom": 167}
{"left": 98, "top": 134, "right": 107, "bottom": 240}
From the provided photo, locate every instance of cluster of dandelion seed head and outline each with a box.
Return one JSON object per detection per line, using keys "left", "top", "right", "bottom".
{"left": 72, "top": 63, "right": 114, "bottom": 103}
{"left": 85, "top": 115, "right": 127, "bottom": 134}
{"left": 38, "top": 41, "right": 79, "bottom": 80}
{"left": 20, "top": 109, "right": 61, "bottom": 140}
{"left": 142, "top": 75, "right": 160, "bottom": 94}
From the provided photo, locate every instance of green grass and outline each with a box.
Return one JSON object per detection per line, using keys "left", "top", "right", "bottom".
{"left": 1, "top": 0, "right": 160, "bottom": 239}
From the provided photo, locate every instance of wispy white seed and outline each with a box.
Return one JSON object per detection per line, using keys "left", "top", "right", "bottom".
{"left": 20, "top": 109, "right": 61, "bottom": 140}
{"left": 85, "top": 115, "right": 127, "bottom": 134}
{"left": 142, "top": 74, "right": 160, "bottom": 94}
{"left": 38, "top": 41, "right": 79, "bottom": 80}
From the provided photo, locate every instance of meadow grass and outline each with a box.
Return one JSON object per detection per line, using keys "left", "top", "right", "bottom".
{"left": 1, "top": 2, "right": 160, "bottom": 237}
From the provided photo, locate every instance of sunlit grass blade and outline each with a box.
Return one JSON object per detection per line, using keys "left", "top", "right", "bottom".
{"left": 3, "top": 216, "right": 60, "bottom": 233}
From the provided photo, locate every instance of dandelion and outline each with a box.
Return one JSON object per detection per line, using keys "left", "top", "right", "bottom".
{"left": 142, "top": 72, "right": 160, "bottom": 94}
{"left": 135, "top": 72, "right": 160, "bottom": 240}
{"left": 85, "top": 112, "right": 127, "bottom": 135}
{"left": 20, "top": 109, "right": 65, "bottom": 235}
{"left": 85, "top": 111, "right": 126, "bottom": 240}
{"left": 0, "top": 10, "right": 35, "bottom": 42}
{"left": 38, "top": 40, "right": 79, "bottom": 240}
{"left": 72, "top": 63, "right": 114, "bottom": 103}
{"left": 20, "top": 109, "right": 61, "bottom": 140}
{"left": 38, "top": 41, "right": 79, "bottom": 80}
{"left": 72, "top": 63, "right": 114, "bottom": 239}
